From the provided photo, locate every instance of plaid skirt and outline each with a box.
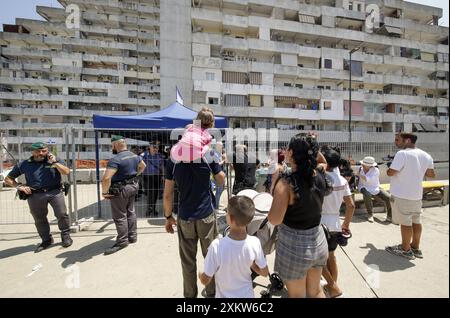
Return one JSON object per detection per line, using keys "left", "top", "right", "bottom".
{"left": 274, "top": 223, "right": 329, "bottom": 281}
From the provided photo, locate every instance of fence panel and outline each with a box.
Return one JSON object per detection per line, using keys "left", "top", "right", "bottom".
{"left": 1, "top": 128, "right": 448, "bottom": 224}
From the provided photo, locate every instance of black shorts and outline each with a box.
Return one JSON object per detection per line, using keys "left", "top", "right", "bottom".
{"left": 328, "top": 232, "right": 340, "bottom": 252}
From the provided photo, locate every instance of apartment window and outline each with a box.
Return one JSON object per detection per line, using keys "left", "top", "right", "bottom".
{"left": 317, "top": 85, "right": 324, "bottom": 90}
{"left": 13, "top": 71, "right": 16, "bottom": 78}
{"left": 324, "top": 59, "right": 332, "bottom": 69}
{"left": 348, "top": 2, "right": 353, "bottom": 10}
{"left": 295, "top": 84, "right": 303, "bottom": 88}
{"left": 79, "top": 119, "right": 86, "bottom": 124}
{"left": 206, "top": 72, "right": 215, "bottom": 81}
{"left": 2, "top": 63, "right": 8, "bottom": 68}
{"left": 376, "top": 127, "right": 382, "bottom": 132}
{"left": 325, "top": 86, "right": 331, "bottom": 90}
{"left": 208, "top": 97, "right": 219, "bottom": 105}
{"left": 323, "top": 101, "right": 332, "bottom": 110}
{"left": 357, "top": 3, "right": 362, "bottom": 11}
{"left": 30, "top": 118, "right": 38, "bottom": 123}
{"left": 284, "top": 83, "right": 292, "bottom": 87}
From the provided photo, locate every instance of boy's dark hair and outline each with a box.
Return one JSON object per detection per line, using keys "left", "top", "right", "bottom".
{"left": 399, "top": 132, "right": 418, "bottom": 144}
{"left": 227, "top": 196, "right": 255, "bottom": 227}
{"left": 322, "top": 148, "right": 341, "bottom": 169}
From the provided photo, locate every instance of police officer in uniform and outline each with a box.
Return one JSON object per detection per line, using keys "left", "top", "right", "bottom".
{"left": 5, "top": 142, "right": 73, "bottom": 252}
{"left": 102, "top": 135, "right": 146, "bottom": 255}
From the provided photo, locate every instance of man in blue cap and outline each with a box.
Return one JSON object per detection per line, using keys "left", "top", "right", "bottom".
{"left": 5, "top": 142, "right": 73, "bottom": 252}
{"left": 102, "top": 135, "right": 146, "bottom": 255}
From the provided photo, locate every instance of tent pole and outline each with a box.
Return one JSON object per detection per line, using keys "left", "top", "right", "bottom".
{"left": 95, "top": 130, "right": 102, "bottom": 219}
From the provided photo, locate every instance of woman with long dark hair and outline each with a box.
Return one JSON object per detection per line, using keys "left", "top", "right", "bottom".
{"left": 268, "top": 133, "right": 329, "bottom": 298}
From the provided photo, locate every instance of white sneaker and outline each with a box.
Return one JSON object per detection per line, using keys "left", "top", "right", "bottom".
{"left": 368, "top": 216, "right": 374, "bottom": 223}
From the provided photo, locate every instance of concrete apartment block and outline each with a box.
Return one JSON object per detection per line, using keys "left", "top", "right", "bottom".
{"left": 0, "top": 0, "right": 448, "bottom": 160}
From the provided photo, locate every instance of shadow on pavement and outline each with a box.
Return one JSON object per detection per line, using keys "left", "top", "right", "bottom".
{"left": 0, "top": 244, "right": 38, "bottom": 259}
{"left": 55, "top": 236, "right": 115, "bottom": 268}
{"left": 360, "top": 243, "right": 415, "bottom": 272}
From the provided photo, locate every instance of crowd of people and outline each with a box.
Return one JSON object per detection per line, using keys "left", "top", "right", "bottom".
{"left": 4, "top": 106, "right": 436, "bottom": 298}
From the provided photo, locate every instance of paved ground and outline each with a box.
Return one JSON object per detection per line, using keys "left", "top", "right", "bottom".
{"left": 0, "top": 205, "right": 448, "bottom": 298}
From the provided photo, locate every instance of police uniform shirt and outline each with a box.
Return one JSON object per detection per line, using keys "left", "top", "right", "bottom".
{"left": 8, "top": 157, "right": 64, "bottom": 189}
{"left": 108, "top": 150, "right": 142, "bottom": 183}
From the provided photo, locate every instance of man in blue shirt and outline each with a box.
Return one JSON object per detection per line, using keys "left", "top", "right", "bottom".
{"left": 141, "top": 142, "right": 164, "bottom": 216}
{"left": 5, "top": 142, "right": 72, "bottom": 252}
{"left": 102, "top": 135, "right": 146, "bottom": 255}
{"left": 163, "top": 107, "right": 225, "bottom": 298}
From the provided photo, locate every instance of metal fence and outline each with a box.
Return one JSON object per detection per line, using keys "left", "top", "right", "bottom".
{"left": 1, "top": 128, "right": 448, "bottom": 224}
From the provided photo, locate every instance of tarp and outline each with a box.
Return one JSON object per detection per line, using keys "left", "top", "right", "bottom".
{"left": 93, "top": 102, "right": 228, "bottom": 129}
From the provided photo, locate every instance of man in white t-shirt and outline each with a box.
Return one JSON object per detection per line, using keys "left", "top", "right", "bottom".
{"left": 357, "top": 156, "right": 392, "bottom": 223}
{"left": 386, "top": 132, "right": 435, "bottom": 260}
{"left": 199, "top": 196, "right": 269, "bottom": 298}
{"left": 320, "top": 147, "right": 355, "bottom": 298}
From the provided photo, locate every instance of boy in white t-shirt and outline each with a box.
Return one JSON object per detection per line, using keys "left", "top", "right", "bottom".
{"left": 386, "top": 132, "right": 435, "bottom": 260}
{"left": 320, "top": 147, "right": 355, "bottom": 298}
{"left": 199, "top": 196, "right": 269, "bottom": 298}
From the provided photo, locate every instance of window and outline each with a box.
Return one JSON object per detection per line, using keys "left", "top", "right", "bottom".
{"left": 2, "top": 63, "right": 8, "bottom": 68}
{"left": 30, "top": 118, "right": 38, "bottom": 123}
{"left": 325, "top": 86, "right": 331, "bottom": 90}
{"left": 323, "top": 101, "right": 332, "bottom": 110}
{"left": 284, "top": 83, "right": 292, "bottom": 87}
{"left": 348, "top": 2, "right": 353, "bottom": 10}
{"left": 206, "top": 72, "right": 215, "bottom": 81}
{"left": 295, "top": 84, "right": 303, "bottom": 88}
{"left": 79, "top": 119, "right": 86, "bottom": 124}
{"left": 376, "top": 127, "right": 382, "bottom": 132}
{"left": 357, "top": 3, "right": 362, "bottom": 11}
{"left": 208, "top": 97, "right": 219, "bottom": 105}
{"left": 324, "top": 59, "right": 332, "bottom": 69}
{"left": 317, "top": 85, "right": 324, "bottom": 89}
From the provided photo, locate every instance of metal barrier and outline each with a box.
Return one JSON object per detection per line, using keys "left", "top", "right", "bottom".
{"left": 1, "top": 128, "right": 448, "bottom": 224}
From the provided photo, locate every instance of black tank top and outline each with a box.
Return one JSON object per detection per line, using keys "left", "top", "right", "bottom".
{"left": 276, "top": 171, "right": 327, "bottom": 230}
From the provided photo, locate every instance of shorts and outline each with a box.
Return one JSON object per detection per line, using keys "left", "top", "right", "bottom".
{"left": 391, "top": 196, "right": 422, "bottom": 226}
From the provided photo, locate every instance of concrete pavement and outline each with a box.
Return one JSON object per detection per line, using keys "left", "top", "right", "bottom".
{"left": 0, "top": 206, "right": 448, "bottom": 298}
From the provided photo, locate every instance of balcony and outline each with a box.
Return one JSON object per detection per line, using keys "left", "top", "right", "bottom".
{"left": 274, "top": 65, "right": 320, "bottom": 79}
{"left": 383, "top": 113, "right": 404, "bottom": 122}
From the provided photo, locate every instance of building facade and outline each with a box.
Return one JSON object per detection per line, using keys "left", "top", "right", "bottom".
{"left": 0, "top": 0, "right": 448, "bottom": 160}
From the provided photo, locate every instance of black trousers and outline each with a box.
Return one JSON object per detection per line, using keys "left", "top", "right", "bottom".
{"left": 143, "top": 175, "right": 162, "bottom": 211}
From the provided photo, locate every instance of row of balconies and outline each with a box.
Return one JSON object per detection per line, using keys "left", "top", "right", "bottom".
{"left": 192, "top": 8, "right": 447, "bottom": 53}
{"left": 82, "top": 11, "right": 159, "bottom": 28}
{"left": 193, "top": 103, "right": 447, "bottom": 123}
{"left": 0, "top": 33, "right": 160, "bottom": 55}
{"left": 0, "top": 106, "right": 137, "bottom": 117}
{"left": 66, "top": 0, "right": 160, "bottom": 15}
{"left": 192, "top": 34, "right": 448, "bottom": 73}
{"left": 194, "top": 57, "right": 449, "bottom": 89}
{"left": 192, "top": 80, "right": 448, "bottom": 107}
{"left": 0, "top": 77, "right": 160, "bottom": 93}
{"left": 0, "top": 92, "right": 160, "bottom": 106}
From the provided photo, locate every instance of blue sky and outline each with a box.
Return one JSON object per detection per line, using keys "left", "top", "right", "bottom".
{"left": 0, "top": 0, "right": 448, "bottom": 28}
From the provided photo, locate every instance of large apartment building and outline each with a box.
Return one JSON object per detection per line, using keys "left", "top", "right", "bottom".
{"left": 0, "top": 0, "right": 448, "bottom": 160}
